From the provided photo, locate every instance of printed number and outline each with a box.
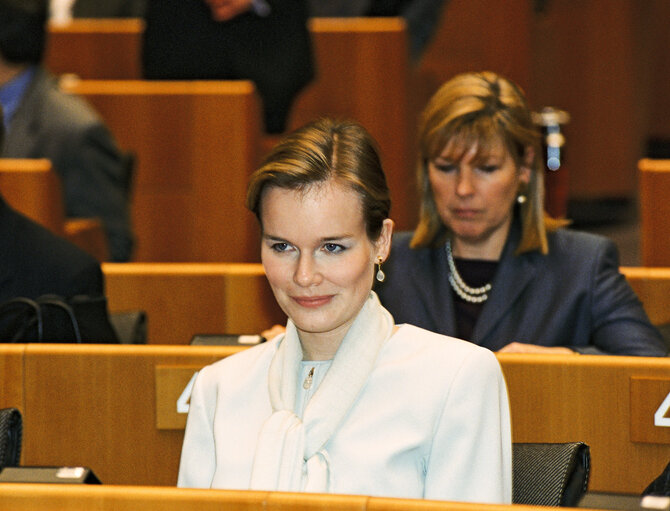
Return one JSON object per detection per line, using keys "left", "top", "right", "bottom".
{"left": 177, "top": 371, "right": 199, "bottom": 414}
{"left": 654, "top": 390, "right": 670, "bottom": 427}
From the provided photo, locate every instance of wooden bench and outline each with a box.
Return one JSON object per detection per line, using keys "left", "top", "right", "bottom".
{"left": 0, "top": 158, "right": 108, "bottom": 260}
{"left": 59, "top": 79, "right": 264, "bottom": 262}
{"left": 639, "top": 158, "right": 670, "bottom": 266}
{"left": 102, "top": 263, "right": 285, "bottom": 344}
{"left": 1, "top": 344, "right": 668, "bottom": 493}
{"left": 46, "top": 18, "right": 417, "bottom": 232}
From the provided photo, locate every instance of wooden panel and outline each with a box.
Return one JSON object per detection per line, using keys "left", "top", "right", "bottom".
{"left": 0, "top": 485, "right": 559, "bottom": 511}
{"left": 286, "top": 18, "right": 416, "bottom": 231}
{"left": 639, "top": 159, "right": 670, "bottom": 266}
{"left": 621, "top": 266, "right": 670, "bottom": 325}
{"left": 6, "top": 344, "right": 670, "bottom": 493}
{"left": 0, "top": 159, "right": 65, "bottom": 235}
{"left": 102, "top": 263, "right": 286, "bottom": 344}
{"left": 499, "top": 354, "right": 670, "bottom": 494}
{"left": 21, "top": 344, "right": 244, "bottom": 486}
{"left": 45, "top": 19, "right": 143, "bottom": 79}
{"left": 61, "top": 80, "right": 263, "bottom": 262}
{"left": 0, "top": 346, "right": 25, "bottom": 417}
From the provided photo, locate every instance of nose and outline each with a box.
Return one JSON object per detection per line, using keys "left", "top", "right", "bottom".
{"left": 455, "top": 169, "right": 475, "bottom": 197}
{"left": 293, "top": 253, "right": 321, "bottom": 287}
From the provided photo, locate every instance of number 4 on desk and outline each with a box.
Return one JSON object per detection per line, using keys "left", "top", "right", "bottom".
{"left": 177, "top": 371, "right": 199, "bottom": 414}
{"left": 655, "top": 390, "right": 670, "bottom": 427}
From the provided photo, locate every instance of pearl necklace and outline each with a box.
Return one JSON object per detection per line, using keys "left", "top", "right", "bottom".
{"left": 445, "top": 240, "right": 492, "bottom": 303}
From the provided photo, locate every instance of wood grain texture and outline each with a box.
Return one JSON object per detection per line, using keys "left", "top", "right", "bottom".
{"left": 60, "top": 80, "right": 263, "bottom": 262}
{"left": 639, "top": 159, "right": 670, "bottom": 266}
{"left": 102, "top": 263, "right": 286, "bottom": 344}
{"left": 0, "top": 159, "right": 65, "bottom": 235}
{"left": 499, "top": 353, "right": 670, "bottom": 494}
{"left": 45, "top": 19, "right": 143, "bottom": 79}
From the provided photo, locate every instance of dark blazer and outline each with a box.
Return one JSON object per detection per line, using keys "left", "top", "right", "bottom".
{"left": 2, "top": 66, "right": 133, "bottom": 262}
{"left": 0, "top": 197, "right": 118, "bottom": 342}
{"left": 141, "top": 0, "right": 314, "bottom": 134}
{"left": 376, "top": 225, "right": 668, "bottom": 356}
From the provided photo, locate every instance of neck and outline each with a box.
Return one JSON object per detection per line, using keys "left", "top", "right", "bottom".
{"left": 0, "top": 61, "right": 29, "bottom": 86}
{"left": 451, "top": 220, "right": 512, "bottom": 261}
{"left": 299, "top": 328, "right": 345, "bottom": 361}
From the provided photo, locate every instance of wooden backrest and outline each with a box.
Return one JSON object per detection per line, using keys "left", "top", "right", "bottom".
{"left": 0, "top": 159, "right": 65, "bottom": 235}
{"left": 1, "top": 344, "right": 668, "bottom": 493}
{"left": 60, "top": 80, "right": 263, "bottom": 262}
{"left": 622, "top": 266, "right": 670, "bottom": 325}
{"left": 102, "top": 263, "right": 286, "bottom": 344}
{"left": 46, "top": 18, "right": 417, "bottom": 232}
{"left": 45, "top": 18, "right": 143, "bottom": 79}
{"left": 639, "top": 158, "right": 670, "bottom": 266}
{"left": 0, "top": 158, "right": 109, "bottom": 260}
{"left": 286, "top": 18, "right": 416, "bottom": 231}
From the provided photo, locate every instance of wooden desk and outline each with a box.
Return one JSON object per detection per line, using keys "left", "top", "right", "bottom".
{"left": 0, "top": 345, "right": 668, "bottom": 493}
{"left": 0, "top": 484, "right": 573, "bottom": 511}
{"left": 102, "top": 263, "right": 286, "bottom": 344}
{"left": 60, "top": 80, "right": 263, "bottom": 262}
{"left": 15, "top": 344, "right": 243, "bottom": 486}
{"left": 500, "top": 353, "right": 670, "bottom": 494}
{"left": 639, "top": 159, "right": 670, "bottom": 266}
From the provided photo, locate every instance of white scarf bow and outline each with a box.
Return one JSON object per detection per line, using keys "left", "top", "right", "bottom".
{"left": 249, "top": 291, "right": 394, "bottom": 492}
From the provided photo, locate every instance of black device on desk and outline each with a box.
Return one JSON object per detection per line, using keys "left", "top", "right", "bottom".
{"left": 190, "top": 334, "right": 266, "bottom": 346}
{"left": 0, "top": 466, "right": 101, "bottom": 484}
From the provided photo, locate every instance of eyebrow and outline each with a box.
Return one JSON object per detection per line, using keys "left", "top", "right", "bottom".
{"left": 262, "top": 233, "right": 355, "bottom": 243}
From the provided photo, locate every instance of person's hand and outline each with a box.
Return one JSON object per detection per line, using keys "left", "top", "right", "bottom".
{"left": 497, "top": 342, "right": 577, "bottom": 354}
{"left": 261, "top": 324, "right": 286, "bottom": 341}
{"left": 203, "top": 0, "right": 253, "bottom": 22}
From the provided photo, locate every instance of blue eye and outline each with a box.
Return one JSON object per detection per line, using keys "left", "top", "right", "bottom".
{"left": 271, "top": 242, "right": 290, "bottom": 252}
{"left": 323, "top": 243, "right": 344, "bottom": 253}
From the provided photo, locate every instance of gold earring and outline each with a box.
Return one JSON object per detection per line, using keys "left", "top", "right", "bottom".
{"left": 376, "top": 256, "right": 385, "bottom": 282}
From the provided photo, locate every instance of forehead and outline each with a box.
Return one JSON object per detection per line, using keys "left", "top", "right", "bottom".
{"left": 260, "top": 180, "right": 365, "bottom": 234}
{"left": 437, "top": 135, "right": 508, "bottom": 162}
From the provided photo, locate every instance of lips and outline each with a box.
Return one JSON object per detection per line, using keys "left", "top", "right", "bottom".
{"left": 291, "top": 295, "right": 333, "bottom": 308}
{"left": 452, "top": 208, "right": 480, "bottom": 219}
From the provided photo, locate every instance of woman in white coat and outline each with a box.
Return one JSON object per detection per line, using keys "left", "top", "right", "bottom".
{"left": 177, "top": 118, "right": 512, "bottom": 503}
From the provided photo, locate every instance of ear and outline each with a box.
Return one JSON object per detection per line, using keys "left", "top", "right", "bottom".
{"left": 375, "top": 218, "right": 394, "bottom": 262}
{"left": 519, "top": 146, "right": 534, "bottom": 185}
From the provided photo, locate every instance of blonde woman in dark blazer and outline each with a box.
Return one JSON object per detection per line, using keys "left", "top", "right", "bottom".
{"left": 376, "top": 71, "right": 667, "bottom": 356}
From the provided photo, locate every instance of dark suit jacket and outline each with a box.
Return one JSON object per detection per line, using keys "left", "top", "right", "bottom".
{"left": 0, "top": 197, "right": 118, "bottom": 342}
{"left": 2, "top": 66, "right": 133, "bottom": 262}
{"left": 141, "top": 0, "right": 314, "bottom": 134}
{"left": 376, "top": 225, "right": 668, "bottom": 356}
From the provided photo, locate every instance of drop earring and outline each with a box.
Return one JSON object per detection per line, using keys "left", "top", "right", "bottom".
{"left": 375, "top": 256, "right": 386, "bottom": 282}
{"left": 516, "top": 193, "right": 527, "bottom": 204}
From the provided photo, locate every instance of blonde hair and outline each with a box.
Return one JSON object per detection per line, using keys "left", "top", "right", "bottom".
{"left": 411, "top": 71, "right": 566, "bottom": 254}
